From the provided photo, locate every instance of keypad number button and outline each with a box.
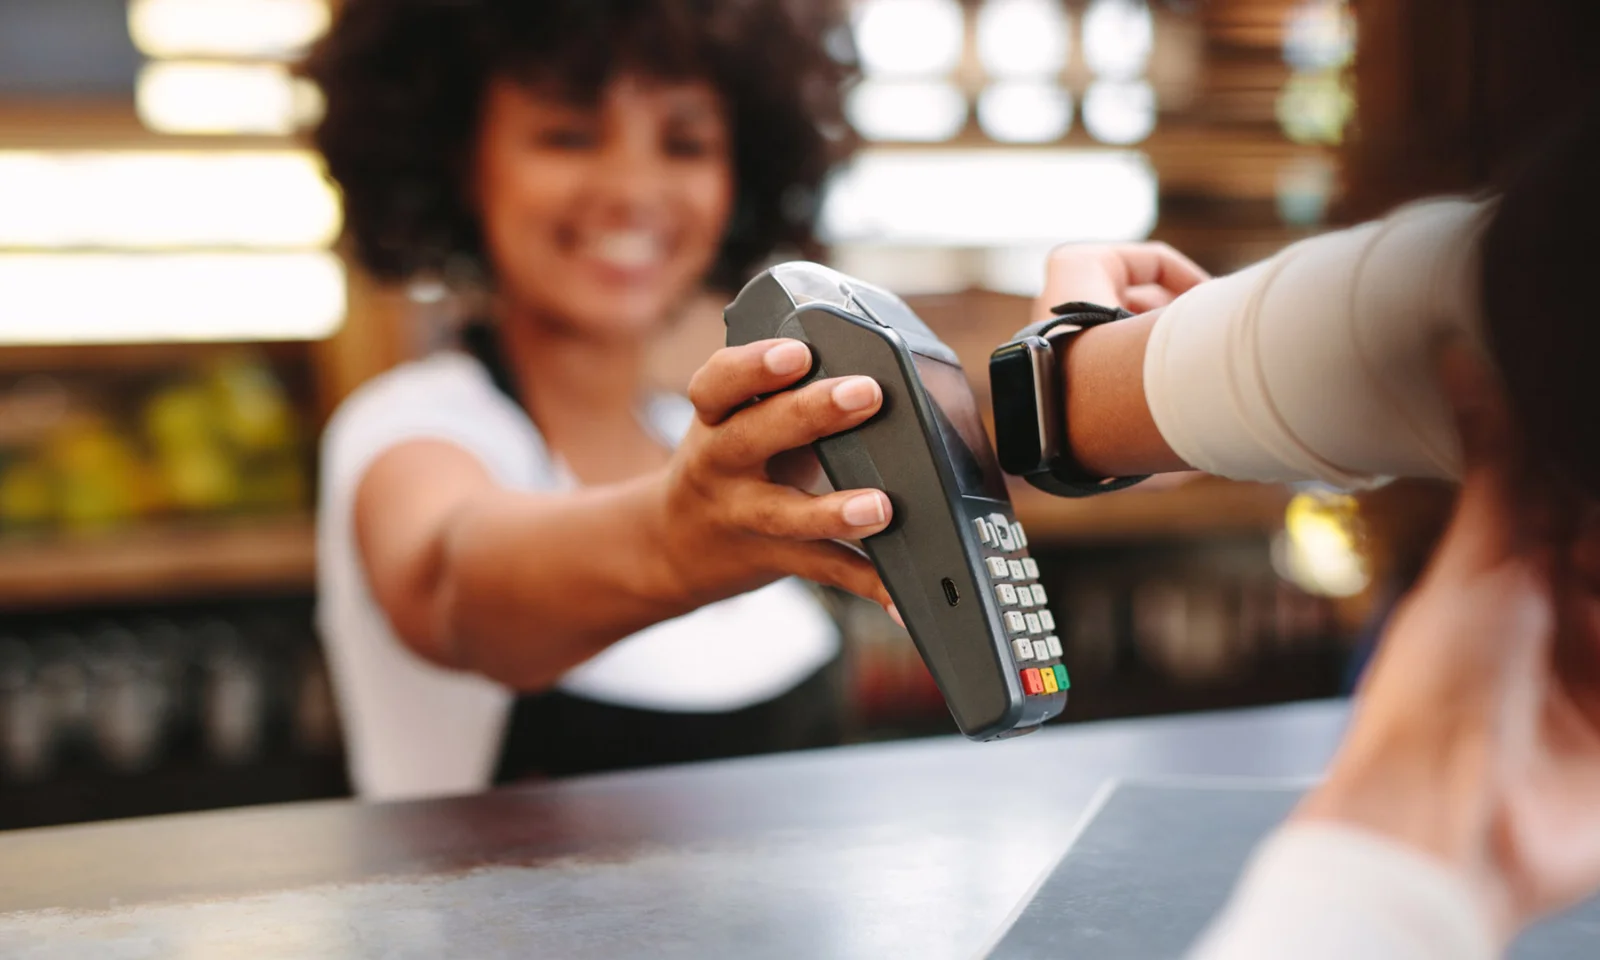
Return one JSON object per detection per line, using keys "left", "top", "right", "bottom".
{"left": 1011, "top": 638, "right": 1033, "bottom": 661}
{"left": 1024, "top": 613, "right": 1043, "bottom": 634}
{"left": 1030, "top": 584, "right": 1047, "bottom": 605}
{"left": 986, "top": 557, "right": 1009, "bottom": 579}
{"left": 1045, "top": 634, "right": 1063, "bottom": 658}
{"left": 1004, "top": 611, "right": 1028, "bottom": 634}
{"left": 997, "top": 584, "right": 1018, "bottom": 605}
{"left": 1031, "top": 639, "right": 1050, "bottom": 661}
{"left": 1007, "top": 560, "right": 1027, "bottom": 582}
{"left": 1021, "top": 558, "right": 1040, "bottom": 579}
{"left": 1038, "top": 609, "right": 1056, "bottom": 631}
{"left": 1016, "top": 591, "right": 1034, "bottom": 609}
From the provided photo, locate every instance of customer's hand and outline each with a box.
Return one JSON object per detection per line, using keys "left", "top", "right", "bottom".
{"left": 656, "top": 338, "right": 897, "bottom": 618}
{"left": 1296, "top": 350, "right": 1600, "bottom": 941}
{"left": 1033, "top": 242, "right": 1210, "bottom": 321}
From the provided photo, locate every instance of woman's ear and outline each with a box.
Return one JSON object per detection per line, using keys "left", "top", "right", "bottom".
{"left": 1438, "top": 339, "right": 1514, "bottom": 475}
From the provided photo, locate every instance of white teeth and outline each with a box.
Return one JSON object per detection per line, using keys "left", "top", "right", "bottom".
{"left": 591, "top": 231, "right": 660, "bottom": 269}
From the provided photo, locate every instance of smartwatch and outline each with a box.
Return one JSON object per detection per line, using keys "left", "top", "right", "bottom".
{"left": 989, "top": 301, "right": 1150, "bottom": 498}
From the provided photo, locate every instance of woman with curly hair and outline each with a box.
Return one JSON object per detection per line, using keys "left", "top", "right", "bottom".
{"left": 305, "top": 0, "right": 889, "bottom": 801}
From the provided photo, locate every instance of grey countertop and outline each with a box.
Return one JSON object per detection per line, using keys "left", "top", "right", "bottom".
{"left": 0, "top": 700, "right": 1349, "bottom": 959}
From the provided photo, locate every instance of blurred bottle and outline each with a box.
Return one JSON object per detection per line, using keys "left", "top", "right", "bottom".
{"left": 34, "top": 631, "right": 91, "bottom": 768}
{"left": 292, "top": 648, "right": 341, "bottom": 756}
{"left": 0, "top": 639, "right": 52, "bottom": 782}
{"left": 196, "top": 620, "right": 267, "bottom": 766}
{"left": 85, "top": 622, "right": 169, "bottom": 774}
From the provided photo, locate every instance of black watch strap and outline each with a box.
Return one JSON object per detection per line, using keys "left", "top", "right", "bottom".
{"left": 1011, "top": 301, "right": 1149, "bottom": 498}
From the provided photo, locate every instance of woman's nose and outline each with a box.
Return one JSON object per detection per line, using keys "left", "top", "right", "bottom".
{"left": 588, "top": 135, "right": 668, "bottom": 210}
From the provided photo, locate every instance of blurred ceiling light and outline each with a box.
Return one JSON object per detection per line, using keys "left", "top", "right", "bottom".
{"left": 982, "top": 244, "right": 1070, "bottom": 297}
{"left": 137, "top": 61, "right": 324, "bottom": 136}
{"left": 976, "top": 0, "right": 1071, "bottom": 79}
{"left": 1082, "top": 79, "right": 1157, "bottom": 145}
{"left": 852, "top": 0, "right": 966, "bottom": 77}
{"left": 128, "top": 0, "right": 330, "bottom": 59}
{"left": 0, "top": 151, "right": 340, "bottom": 250}
{"left": 1283, "top": 0, "right": 1355, "bottom": 72}
{"left": 977, "top": 82, "right": 1072, "bottom": 143}
{"left": 846, "top": 81, "right": 968, "bottom": 142}
{"left": 1082, "top": 0, "right": 1154, "bottom": 81}
{"left": 0, "top": 253, "right": 346, "bottom": 344}
{"left": 1276, "top": 71, "right": 1354, "bottom": 146}
{"left": 1273, "top": 490, "right": 1370, "bottom": 598}
{"left": 1276, "top": 154, "right": 1338, "bottom": 227}
{"left": 820, "top": 148, "right": 1158, "bottom": 247}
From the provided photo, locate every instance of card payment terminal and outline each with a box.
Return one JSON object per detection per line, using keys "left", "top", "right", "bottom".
{"left": 724, "top": 263, "right": 1068, "bottom": 740}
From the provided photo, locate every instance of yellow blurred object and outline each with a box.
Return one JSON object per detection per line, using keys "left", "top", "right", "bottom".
{"left": 206, "top": 355, "right": 297, "bottom": 453}
{"left": 1274, "top": 489, "right": 1371, "bottom": 598}
{"left": 143, "top": 382, "right": 216, "bottom": 452}
{"left": 160, "top": 445, "right": 242, "bottom": 512}
{"left": 43, "top": 418, "right": 145, "bottom": 531}
{"left": 0, "top": 457, "right": 55, "bottom": 528}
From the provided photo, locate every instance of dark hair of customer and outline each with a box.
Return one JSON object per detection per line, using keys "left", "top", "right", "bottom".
{"left": 1480, "top": 99, "right": 1600, "bottom": 503}
{"left": 302, "top": 0, "right": 858, "bottom": 292}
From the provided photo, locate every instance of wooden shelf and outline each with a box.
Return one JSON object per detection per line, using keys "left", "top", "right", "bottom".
{"left": 1012, "top": 478, "right": 1292, "bottom": 543}
{"left": 0, "top": 516, "right": 315, "bottom": 610}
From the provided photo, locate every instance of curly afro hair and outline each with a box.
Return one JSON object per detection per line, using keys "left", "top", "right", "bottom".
{"left": 302, "top": 0, "right": 860, "bottom": 292}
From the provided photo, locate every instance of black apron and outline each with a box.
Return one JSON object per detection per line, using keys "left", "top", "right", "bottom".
{"left": 456, "top": 323, "right": 846, "bottom": 784}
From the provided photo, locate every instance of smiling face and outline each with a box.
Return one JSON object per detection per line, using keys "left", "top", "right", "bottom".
{"left": 472, "top": 75, "right": 735, "bottom": 339}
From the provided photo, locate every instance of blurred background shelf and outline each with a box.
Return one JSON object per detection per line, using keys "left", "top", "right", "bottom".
{"left": 1011, "top": 479, "right": 1292, "bottom": 543}
{"left": 0, "top": 516, "right": 314, "bottom": 610}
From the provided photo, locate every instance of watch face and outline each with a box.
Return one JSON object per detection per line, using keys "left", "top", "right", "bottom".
{"left": 989, "top": 338, "right": 1056, "bottom": 476}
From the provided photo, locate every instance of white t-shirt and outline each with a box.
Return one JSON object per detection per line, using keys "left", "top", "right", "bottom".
{"left": 316, "top": 352, "right": 841, "bottom": 802}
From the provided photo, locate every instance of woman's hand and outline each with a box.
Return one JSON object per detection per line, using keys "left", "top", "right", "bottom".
{"left": 1295, "top": 352, "right": 1600, "bottom": 941}
{"left": 654, "top": 338, "right": 898, "bottom": 618}
{"left": 1033, "top": 241, "right": 1210, "bottom": 321}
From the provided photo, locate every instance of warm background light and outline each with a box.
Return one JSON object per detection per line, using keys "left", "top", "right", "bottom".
{"left": 136, "top": 61, "right": 324, "bottom": 137}
{"left": 0, "top": 151, "right": 342, "bottom": 250}
{"left": 0, "top": 253, "right": 347, "bottom": 344}
{"left": 976, "top": 0, "right": 1072, "bottom": 79}
{"left": 128, "top": 0, "right": 331, "bottom": 60}
{"left": 852, "top": 0, "right": 966, "bottom": 78}
{"left": 821, "top": 149, "right": 1158, "bottom": 247}
{"left": 846, "top": 81, "right": 970, "bottom": 142}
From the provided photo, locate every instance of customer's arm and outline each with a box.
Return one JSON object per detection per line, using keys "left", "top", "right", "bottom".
{"left": 1046, "top": 199, "right": 1493, "bottom": 486}
{"left": 1190, "top": 353, "right": 1600, "bottom": 958}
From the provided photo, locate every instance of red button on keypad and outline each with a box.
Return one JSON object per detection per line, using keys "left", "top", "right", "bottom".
{"left": 1021, "top": 668, "right": 1043, "bottom": 695}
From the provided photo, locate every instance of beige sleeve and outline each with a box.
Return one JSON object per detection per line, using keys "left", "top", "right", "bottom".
{"left": 1144, "top": 198, "right": 1494, "bottom": 488}
{"left": 1188, "top": 823, "right": 1497, "bottom": 960}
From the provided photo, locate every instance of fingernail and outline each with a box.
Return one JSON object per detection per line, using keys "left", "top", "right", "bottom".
{"left": 764, "top": 341, "right": 811, "bottom": 375}
{"left": 886, "top": 604, "right": 904, "bottom": 629}
{"left": 832, "top": 377, "right": 880, "bottom": 412}
{"left": 842, "top": 492, "right": 887, "bottom": 527}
